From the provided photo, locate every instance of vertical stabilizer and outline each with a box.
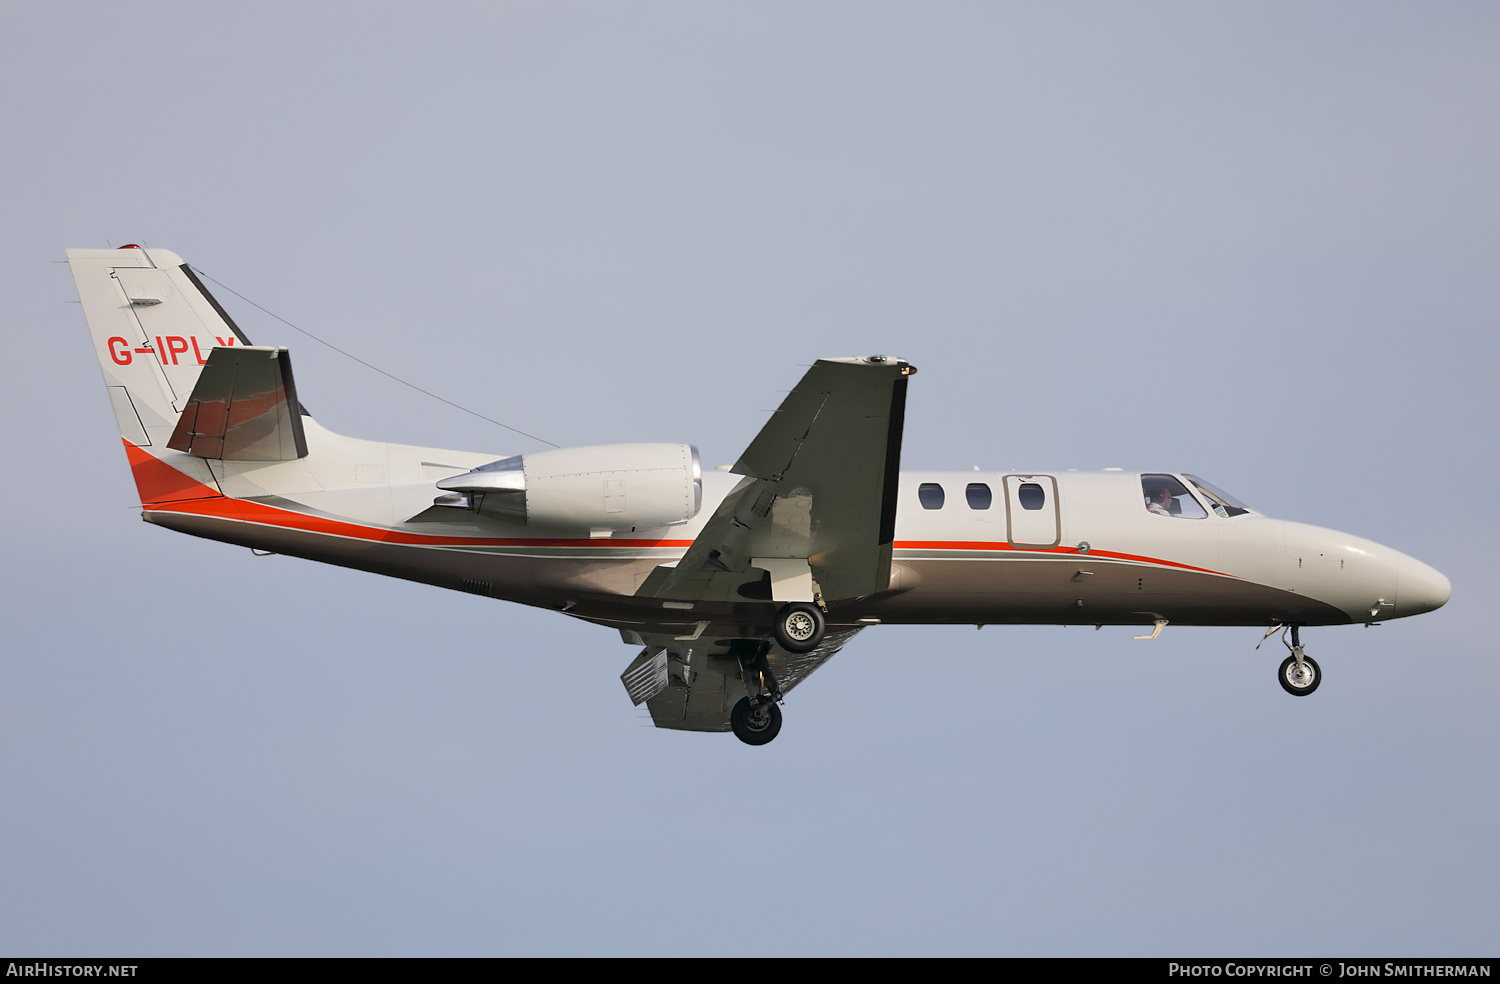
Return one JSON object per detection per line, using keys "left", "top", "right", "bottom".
{"left": 68, "top": 247, "right": 252, "bottom": 449}
{"left": 69, "top": 246, "right": 252, "bottom": 503}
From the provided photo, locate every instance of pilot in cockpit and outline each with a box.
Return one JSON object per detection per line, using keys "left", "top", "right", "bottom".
{"left": 1146, "top": 486, "right": 1175, "bottom": 517}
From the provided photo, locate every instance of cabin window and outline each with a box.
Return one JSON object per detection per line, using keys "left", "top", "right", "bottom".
{"left": 918, "top": 483, "right": 945, "bottom": 509}
{"left": 1141, "top": 474, "right": 1207, "bottom": 519}
{"left": 1017, "top": 483, "right": 1046, "bottom": 510}
{"left": 965, "top": 483, "right": 992, "bottom": 510}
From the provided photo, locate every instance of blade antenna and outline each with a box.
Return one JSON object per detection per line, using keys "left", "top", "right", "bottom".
{"left": 188, "top": 266, "right": 560, "bottom": 448}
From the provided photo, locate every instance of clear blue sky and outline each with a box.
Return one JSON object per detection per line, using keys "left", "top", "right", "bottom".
{"left": 2, "top": 1, "right": 1495, "bottom": 955}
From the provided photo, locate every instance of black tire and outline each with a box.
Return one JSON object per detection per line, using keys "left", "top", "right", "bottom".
{"left": 730, "top": 697, "right": 782, "bottom": 746}
{"left": 1278, "top": 654, "right": 1322, "bottom": 696}
{"left": 773, "top": 602, "right": 825, "bottom": 653}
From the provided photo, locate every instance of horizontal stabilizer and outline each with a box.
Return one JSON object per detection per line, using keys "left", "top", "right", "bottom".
{"left": 167, "top": 346, "right": 308, "bottom": 461}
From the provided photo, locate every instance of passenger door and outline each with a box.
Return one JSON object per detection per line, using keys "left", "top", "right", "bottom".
{"left": 1003, "top": 475, "right": 1059, "bottom": 547}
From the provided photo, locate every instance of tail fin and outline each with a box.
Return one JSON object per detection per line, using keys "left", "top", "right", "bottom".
{"left": 68, "top": 246, "right": 253, "bottom": 450}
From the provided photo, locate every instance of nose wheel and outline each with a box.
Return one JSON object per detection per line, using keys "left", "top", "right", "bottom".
{"left": 1278, "top": 653, "right": 1321, "bottom": 695}
{"left": 1271, "top": 625, "right": 1321, "bottom": 696}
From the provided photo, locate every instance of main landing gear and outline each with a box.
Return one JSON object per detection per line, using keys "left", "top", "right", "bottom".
{"left": 727, "top": 603, "right": 825, "bottom": 746}
{"left": 730, "top": 642, "right": 786, "bottom": 746}
{"left": 1276, "top": 625, "right": 1321, "bottom": 697}
{"left": 773, "top": 601, "right": 825, "bottom": 653}
{"left": 731, "top": 696, "right": 782, "bottom": 745}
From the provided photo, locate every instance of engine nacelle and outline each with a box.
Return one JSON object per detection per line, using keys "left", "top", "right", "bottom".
{"left": 436, "top": 443, "right": 702, "bottom": 533}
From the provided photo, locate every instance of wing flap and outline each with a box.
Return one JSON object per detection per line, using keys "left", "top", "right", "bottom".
{"left": 620, "top": 647, "right": 670, "bottom": 706}
{"left": 632, "top": 628, "right": 863, "bottom": 733}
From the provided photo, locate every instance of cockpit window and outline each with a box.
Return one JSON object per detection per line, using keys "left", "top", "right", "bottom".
{"left": 918, "top": 483, "right": 945, "bottom": 509}
{"left": 1141, "top": 474, "right": 1207, "bottom": 519}
{"left": 1183, "top": 475, "right": 1251, "bottom": 518}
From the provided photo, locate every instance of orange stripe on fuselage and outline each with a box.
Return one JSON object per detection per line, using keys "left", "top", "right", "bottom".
{"left": 124, "top": 440, "right": 691, "bottom": 548}
{"left": 144, "top": 492, "right": 1233, "bottom": 576}
{"left": 122, "top": 448, "right": 1232, "bottom": 575}
{"left": 146, "top": 494, "right": 698, "bottom": 549}
{"left": 891, "top": 539, "right": 1232, "bottom": 577}
{"left": 123, "top": 439, "right": 222, "bottom": 504}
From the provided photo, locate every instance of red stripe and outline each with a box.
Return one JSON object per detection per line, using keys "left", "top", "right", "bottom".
{"left": 147, "top": 495, "right": 696, "bottom": 549}
{"left": 892, "top": 539, "right": 1231, "bottom": 577}
{"left": 123, "top": 439, "right": 221, "bottom": 504}
{"left": 146, "top": 495, "right": 1230, "bottom": 575}
{"left": 124, "top": 442, "right": 1229, "bottom": 574}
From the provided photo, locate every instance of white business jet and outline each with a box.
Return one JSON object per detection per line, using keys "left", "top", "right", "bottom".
{"left": 70, "top": 246, "right": 1451, "bottom": 745}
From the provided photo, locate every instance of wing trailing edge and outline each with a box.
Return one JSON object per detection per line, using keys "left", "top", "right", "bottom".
{"left": 621, "top": 628, "right": 864, "bottom": 732}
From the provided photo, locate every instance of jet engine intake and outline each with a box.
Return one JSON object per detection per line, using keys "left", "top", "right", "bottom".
{"left": 437, "top": 443, "right": 702, "bottom": 533}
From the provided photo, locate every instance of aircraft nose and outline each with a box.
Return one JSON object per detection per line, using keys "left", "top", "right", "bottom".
{"left": 1399, "top": 554, "right": 1451, "bottom": 616}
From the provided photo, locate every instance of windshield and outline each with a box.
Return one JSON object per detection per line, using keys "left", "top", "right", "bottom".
{"left": 1183, "top": 475, "right": 1251, "bottom": 518}
{"left": 1140, "top": 474, "right": 1207, "bottom": 519}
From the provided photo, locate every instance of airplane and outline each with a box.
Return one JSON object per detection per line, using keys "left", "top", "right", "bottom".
{"left": 69, "top": 245, "right": 1452, "bottom": 745}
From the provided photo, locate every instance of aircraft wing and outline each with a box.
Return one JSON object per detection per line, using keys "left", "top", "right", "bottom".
{"left": 621, "top": 627, "right": 863, "bottom": 732}
{"left": 645, "top": 356, "right": 914, "bottom": 605}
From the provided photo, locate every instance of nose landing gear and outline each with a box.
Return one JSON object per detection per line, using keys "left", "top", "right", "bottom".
{"left": 1273, "top": 625, "right": 1321, "bottom": 696}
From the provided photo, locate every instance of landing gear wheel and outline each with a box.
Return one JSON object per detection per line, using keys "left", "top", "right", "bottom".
{"left": 731, "top": 697, "right": 783, "bottom": 746}
{"left": 1278, "top": 654, "right": 1322, "bottom": 696}
{"left": 773, "top": 602, "right": 825, "bottom": 654}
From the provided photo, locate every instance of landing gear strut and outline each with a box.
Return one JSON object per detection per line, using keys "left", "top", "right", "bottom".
{"left": 773, "top": 602, "right": 825, "bottom": 653}
{"left": 730, "top": 643, "right": 785, "bottom": 746}
{"left": 1277, "top": 625, "right": 1321, "bottom": 696}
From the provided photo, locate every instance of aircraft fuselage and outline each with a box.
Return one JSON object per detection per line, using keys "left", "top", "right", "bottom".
{"left": 140, "top": 438, "right": 1449, "bottom": 638}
